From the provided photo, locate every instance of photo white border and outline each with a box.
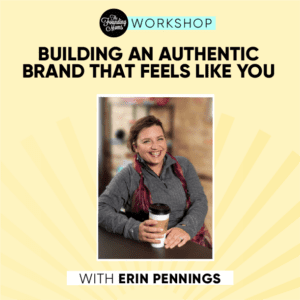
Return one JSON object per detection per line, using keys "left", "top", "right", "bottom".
{"left": 97, "top": 94, "right": 215, "bottom": 262}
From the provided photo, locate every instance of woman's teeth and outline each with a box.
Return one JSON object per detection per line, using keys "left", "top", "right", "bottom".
{"left": 150, "top": 152, "right": 161, "bottom": 157}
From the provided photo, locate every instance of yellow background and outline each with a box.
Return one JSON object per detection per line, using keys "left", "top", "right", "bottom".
{"left": 1, "top": 1, "right": 299, "bottom": 300}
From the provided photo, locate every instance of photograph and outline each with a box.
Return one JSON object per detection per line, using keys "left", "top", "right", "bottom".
{"left": 98, "top": 96, "right": 213, "bottom": 259}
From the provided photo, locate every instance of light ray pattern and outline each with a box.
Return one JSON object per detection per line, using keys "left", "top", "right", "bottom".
{"left": 57, "top": 118, "right": 96, "bottom": 208}
{"left": 208, "top": 151, "right": 299, "bottom": 270}
{"left": 2, "top": 254, "right": 82, "bottom": 300}
{"left": 1, "top": 216, "right": 108, "bottom": 300}
{"left": 209, "top": 245, "right": 300, "bottom": 300}
{"left": 1, "top": 286, "right": 41, "bottom": 300}
{"left": 1, "top": 163, "right": 93, "bottom": 270}
{"left": 21, "top": 136, "right": 95, "bottom": 251}
{"left": 184, "top": 151, "right": 300, "bottom": 299}
{"left": 1, "top": 106, "right": 299, "bottom": 300}
{"left": 228, "top": 201, "right": 300, "bottom": 271}
{"left": 215, "top": 130, "right": 270, "bottom": 227}
{"left": 245, "top": 278, "right": 300, "bottom": 300}
{"left": 214, "top": 114, "right": 234, "bottom": 166}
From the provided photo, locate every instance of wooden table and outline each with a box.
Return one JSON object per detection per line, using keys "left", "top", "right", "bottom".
{"left": 98, "top": 226, "right": 212, "bottom": 259}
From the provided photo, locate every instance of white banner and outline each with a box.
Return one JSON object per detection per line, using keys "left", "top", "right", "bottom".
{"left": 67, "top": 271, "right": 233, "bottom": 285}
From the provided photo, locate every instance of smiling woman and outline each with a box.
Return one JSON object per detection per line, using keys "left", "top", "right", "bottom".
{"left": 98, "top": 115, "right": 211, "bottom": 250}
{"left": 130, "top": 121, "right": 167, "bottom": 176}
{"left": 134, "top": 126, "right": 166, "bottom": 171}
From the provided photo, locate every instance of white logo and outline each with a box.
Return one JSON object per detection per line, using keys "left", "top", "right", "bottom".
{"left": 101, "top": 15, "right": 127, "bottom": 32}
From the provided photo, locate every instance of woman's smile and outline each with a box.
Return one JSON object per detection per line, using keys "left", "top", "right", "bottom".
{"left": 149, "top": 151, "right": 162, "bottom": 157}
{"left": 134, "top": 125, "right": 167, "bottom": 169}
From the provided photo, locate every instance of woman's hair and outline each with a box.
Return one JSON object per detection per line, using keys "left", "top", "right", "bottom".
{"left": 127, "top": 115, "right": 165, "bottom": 152}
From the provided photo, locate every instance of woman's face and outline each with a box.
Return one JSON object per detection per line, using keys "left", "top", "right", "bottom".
{"left": 134, "top": 125, "right": 167, "bottom": 168}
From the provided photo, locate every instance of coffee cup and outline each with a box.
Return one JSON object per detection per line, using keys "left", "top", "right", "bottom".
{"left": 149, "top": 203, "right": 171, "bottom": 248}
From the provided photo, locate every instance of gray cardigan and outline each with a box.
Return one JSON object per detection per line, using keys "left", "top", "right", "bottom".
{"left": 98, "top": 154, "right": 208, "bottom": 241}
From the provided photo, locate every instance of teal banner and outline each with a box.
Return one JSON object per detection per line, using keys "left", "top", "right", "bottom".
{"left": 128, "top": 17, "right": 216, "bottom": 30}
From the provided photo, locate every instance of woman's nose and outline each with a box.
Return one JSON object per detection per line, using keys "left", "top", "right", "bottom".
{"left": 151, "top": 142, "right": 159, "bottom": 149}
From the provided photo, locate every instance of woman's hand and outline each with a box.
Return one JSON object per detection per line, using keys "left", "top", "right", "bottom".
{"left": 138, "top": 220, "right": 164, "bottom": 244}
{"left": 164, "top": 227, "right": 190, "bottom": 249}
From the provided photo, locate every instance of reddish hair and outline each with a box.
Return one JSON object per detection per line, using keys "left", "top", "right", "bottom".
{"left": 127, "top": 115, "right": 165, "bottom": 152}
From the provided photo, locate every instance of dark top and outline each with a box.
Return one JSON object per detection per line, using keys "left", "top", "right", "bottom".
{"left": 98, "top": 154, "right": 208, "bottom": 241}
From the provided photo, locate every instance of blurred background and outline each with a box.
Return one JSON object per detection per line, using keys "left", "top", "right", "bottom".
{"left": 98, "top": 97, "right": 213, "bottom": 238}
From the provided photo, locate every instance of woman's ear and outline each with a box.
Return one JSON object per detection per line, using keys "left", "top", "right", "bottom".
{"left": 133, "top": 143, "right": 137, "bottom": 153}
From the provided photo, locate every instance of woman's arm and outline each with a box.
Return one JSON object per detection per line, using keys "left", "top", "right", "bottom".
{"left": 98, "top": 167, "right": 141, "bottom": 240}
{"left": 174, "top": 156, "right": 208, "bottom": 239}
{"left": 99, "top": 167, "right": 164, "bottom": 243}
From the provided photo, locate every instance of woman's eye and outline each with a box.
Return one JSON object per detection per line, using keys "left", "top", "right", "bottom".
{"left": 144, "top": 141, "right": 150, "bottom": 143}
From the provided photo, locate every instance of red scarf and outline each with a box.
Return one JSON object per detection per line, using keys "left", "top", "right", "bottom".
{"left": 131, "top": 152, "right": 212, "bottom": 248}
